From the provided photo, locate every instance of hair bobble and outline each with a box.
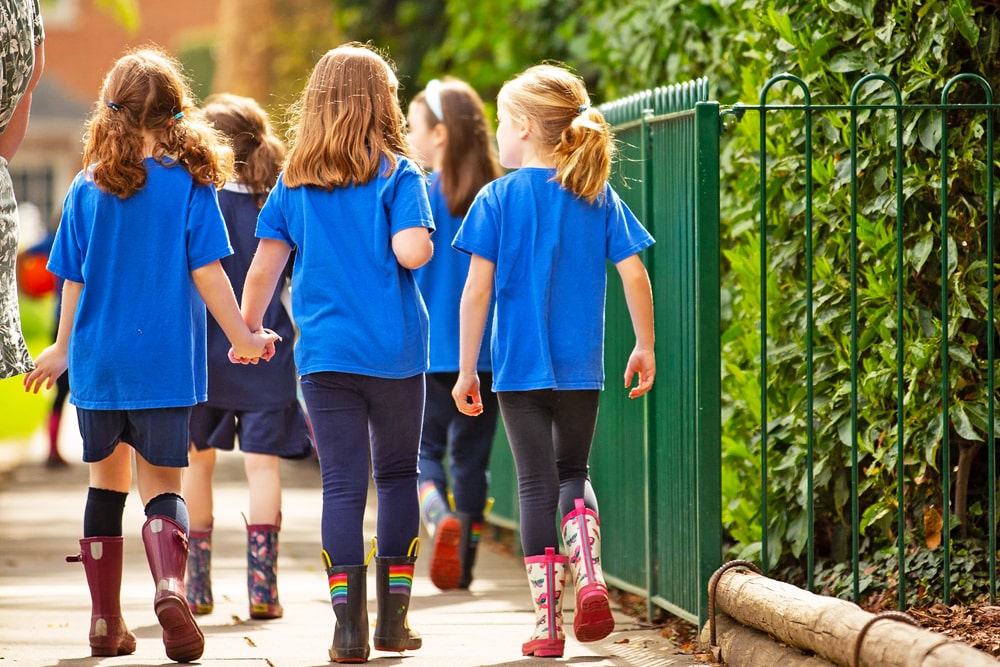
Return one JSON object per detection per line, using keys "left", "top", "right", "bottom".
{"left": 106, "top": 99, "right": 122, "bottom": 112}
{"left": 173, "top": 111, "right": 184, "bottom": 121}
{"left": 577, "top": 104, "right": 589, "bottom": 115}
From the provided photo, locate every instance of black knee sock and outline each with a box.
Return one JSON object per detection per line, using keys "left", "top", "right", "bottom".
{"left": 144, "top": 492, "right": 189, "bottom": 533}
{"left": 83, "top": 487, "right": 128, "bottom": 537}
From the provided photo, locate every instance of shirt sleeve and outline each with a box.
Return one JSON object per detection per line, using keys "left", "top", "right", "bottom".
{"left": 255, "top": 181, "right": 294, "bottom": 245}
{"left": 186, "top": 185, "right": 233, "bottom": 271}
{"left": 388, "top": 158, "right": 435, "bottom": 235}
{"left": 605, "top": 184, "right": 655, "bottom": 263}
{"left": 452, "top": 186, "right": 500, "bottom": 263}
{"left": 47, "top": 178, "right": 84, "bottom": 283}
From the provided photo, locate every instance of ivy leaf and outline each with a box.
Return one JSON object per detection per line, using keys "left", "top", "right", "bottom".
{"left": 949, "top": 0, "right": 980, "bottom": 47}
{"left": 910, "top": 234, "right": 934, "bottom": 274}
{"left": 951, "top": 402, "right": 982, "bottom": 441}
{"left": 829, "top": 51, "right": 865, "bottom": 73}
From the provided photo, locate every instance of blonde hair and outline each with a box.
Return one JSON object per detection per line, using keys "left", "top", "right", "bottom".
{"left": 83, "top": 46, "right": 234, "bottom": 198}
{"left": 203, "top": 93, "right": 285, "bottom": 208}
{"left": 498, "top": 63, "right": 613, "bottom": 203}
{"left": 283, "top": 42, "right": 411, "bottom": 189}
{"left": 411, "top": 78, "right": 501, "bottom": 217}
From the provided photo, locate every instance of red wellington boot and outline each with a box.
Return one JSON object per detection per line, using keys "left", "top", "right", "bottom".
{"left": 142, "top": 516, "right": 205, "bottom": 662}
{"left": 66, "top": 536, "right": 137, "bottom": 657}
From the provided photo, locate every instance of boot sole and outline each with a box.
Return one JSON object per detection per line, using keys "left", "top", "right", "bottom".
{"left": 155, "top": 593, "right": 205, "bottom": 662}
{"left": 250, "top": 605, "right": 284, "bottom": 619}
{"left": 373, "top": 636, "right": 423, "bottom": 652}
{"left": 429, "top": 516, "right": 462, "bottom": 590}
{"left": 90, "top": 636, "right": 137, "bottom": 657}
{"left": 574, "top": 588, "right": 614, "bottom": 642}
{"left": 329, "top": 645, "right": 370, "bottom": 663}
{"left": 522, "top": 638, "right": 565, "bottom": 657}
{"left": 90, "top": 618, "right": 137, "bottom": 656}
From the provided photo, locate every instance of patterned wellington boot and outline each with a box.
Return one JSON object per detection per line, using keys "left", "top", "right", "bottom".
{"left": 522, "top": 546, "right": 568, "bottom": 657}
{"left": 324, "top": 550, "right": 370, "bottom": 663}
{"left": 456, "top": 513, "right": 482, "bottom": 590}
{"left": 66, "top": 536, "right": 137, "bottom": 657}
{"left": 247, "top": 519, "right": 283, "bottom": 619}
{"left": 142, "top": 516, "right": 205, "bottom": 663}
{"left": 186, "top": 527, "right": 213, "bottom": 614}
{"left": 561, "top": 498, "right": 614, "bottom": 642}
{"left": 373, "top": 538, "right": 422, "bottom": 652}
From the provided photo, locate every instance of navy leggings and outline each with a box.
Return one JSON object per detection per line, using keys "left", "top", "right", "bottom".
{"left": 497, "top": 389, "right": 601, "bottom": 557}
{"left": 418, "top": 371, "right": 499, "bottom": 516}
{"left": 300, "top": 371, "right": 424, "bottom": 565}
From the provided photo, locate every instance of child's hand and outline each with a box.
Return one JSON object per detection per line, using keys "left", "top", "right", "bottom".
{"left": 452, "top": 372, "right": 484, "bottom": 416}
{"left": 23, "top": 345, "right": 68, "bottom": 394}
{"left": 624, "top": 346, "right": 655, "bottom": 398}
{"left": 229, "top": 329, "right": 281, "bottom": 365}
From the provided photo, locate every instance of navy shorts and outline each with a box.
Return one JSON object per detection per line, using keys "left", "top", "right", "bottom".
{"left": 76, "top": 406, "right": 193, "bottom": 467}
{"left": 189, "top": 401, "right": 313, "bottom": 459}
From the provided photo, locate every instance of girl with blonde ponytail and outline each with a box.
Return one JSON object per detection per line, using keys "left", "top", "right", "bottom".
{"left": 451, "top": 63, "right": 656, "bottom": 659}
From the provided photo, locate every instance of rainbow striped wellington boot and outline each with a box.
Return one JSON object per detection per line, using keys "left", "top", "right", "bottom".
{"left": 323, "top": 550, "right": 370, "bottom": 664}
{"left": 373, "top": 538, "right": 422, "bottom": 652}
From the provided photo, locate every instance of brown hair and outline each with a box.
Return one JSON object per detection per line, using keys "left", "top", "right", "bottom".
{"left": 412, "top": 78, "right": 501, "bottom": 218}
{"left": 202, "top": 93, "right": 285, "bottom": 208}
{"left": 282, "top": 42, "right": 411, "bottom": 189}
{"left": 83, "top": 46, "right": 233, "bottom": 198}
{"left": 498, "top": 63, "right": 613, "bottom": 203}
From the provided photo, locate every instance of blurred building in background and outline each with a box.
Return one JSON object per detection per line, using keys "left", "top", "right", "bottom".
{"left": 13, "top": 0, "right": 221, "bottom": 230}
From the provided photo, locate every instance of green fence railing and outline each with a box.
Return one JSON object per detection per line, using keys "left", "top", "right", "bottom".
{"left": 730, "top": 73, "right": 999, "bottom": 610}
{"left": 485, "top": 77, "right": 723, "bottom": 626}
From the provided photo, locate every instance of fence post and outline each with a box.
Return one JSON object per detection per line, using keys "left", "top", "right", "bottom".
{"left": 694, "top": 101, "right": 723, "bottom": 626}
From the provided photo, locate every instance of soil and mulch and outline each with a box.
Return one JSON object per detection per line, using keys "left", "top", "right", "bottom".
{"left": 904, "top": 602, "right": 1000, "bottom": 657}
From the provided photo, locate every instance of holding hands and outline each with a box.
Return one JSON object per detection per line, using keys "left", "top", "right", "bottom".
{"left": 229, "top": 328, "right": 281, "bottom": 365}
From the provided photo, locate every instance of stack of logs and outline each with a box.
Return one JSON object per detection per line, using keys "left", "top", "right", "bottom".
{"left": 703, "top": 565, "right": 999, "bottom": 666}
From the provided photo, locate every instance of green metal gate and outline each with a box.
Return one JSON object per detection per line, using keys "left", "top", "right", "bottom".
{"left": 722, "top": 72, "right": 999, "bottom": 609}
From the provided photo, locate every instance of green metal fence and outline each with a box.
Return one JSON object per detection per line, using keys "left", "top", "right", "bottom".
{"left": 484, "top": 77, "right": 723, "bottom": 626}
{"left": 728, "top": 73, "right": 999, "bottom": 609}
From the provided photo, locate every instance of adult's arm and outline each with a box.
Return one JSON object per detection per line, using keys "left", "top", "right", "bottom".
{"left": 0, "top": 39, "right": 45, "bottom": 161}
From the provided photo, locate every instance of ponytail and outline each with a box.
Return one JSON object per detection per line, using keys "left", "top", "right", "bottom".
{"left": 499, "top": 64, "right": 613, "bottom": 203}
{"left": 552, "top": 107, "right": 613, "bottom": 203}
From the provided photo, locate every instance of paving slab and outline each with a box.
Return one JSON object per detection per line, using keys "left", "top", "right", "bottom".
{"left": 0, "top": 412, "right": 701, "bottom": 666}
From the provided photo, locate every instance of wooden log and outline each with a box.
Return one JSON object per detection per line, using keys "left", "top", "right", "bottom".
{"left": 702, "top": 612, "right": 835, "bottom": 667}
{"left": 711, "top": 569, "right": 999, "bottom": 667}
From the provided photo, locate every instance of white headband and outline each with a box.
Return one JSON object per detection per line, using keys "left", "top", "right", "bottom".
{"left": 424, "top": 79, "right": 444, "bottom": 122}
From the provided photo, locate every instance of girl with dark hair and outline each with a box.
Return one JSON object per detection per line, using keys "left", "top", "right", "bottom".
{"left": 407, "top": 77, "right": 502, "bottom": 592}
{"left": 182, "top": 93, "right": 312, "bottom": 622}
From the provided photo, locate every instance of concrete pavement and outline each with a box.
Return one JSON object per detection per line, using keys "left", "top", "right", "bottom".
{"left": 0, "top": 414, "right": 703, "bottom": 666}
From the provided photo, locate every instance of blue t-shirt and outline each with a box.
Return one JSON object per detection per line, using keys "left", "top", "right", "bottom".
{"left": 413, "top": 173, "right": 492, "bottom": 373}
{"left": 48, "top": 159, "right": 233, "bottom": 409}
{"left": 453, "top": 168, "right": 654, "bottom": 391}
{"left": 256, "top": 155, "right": 435, "bottom": 379}
{"left": 203, "top": 185, "right": 298, "bottom": 410}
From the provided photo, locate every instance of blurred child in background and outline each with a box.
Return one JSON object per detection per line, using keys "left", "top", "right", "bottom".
{"left": 407, "top": 77, "right": 501, "bottom": 591}
{"left": 182, "top": 93, "right": 312, "bottom": 621}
